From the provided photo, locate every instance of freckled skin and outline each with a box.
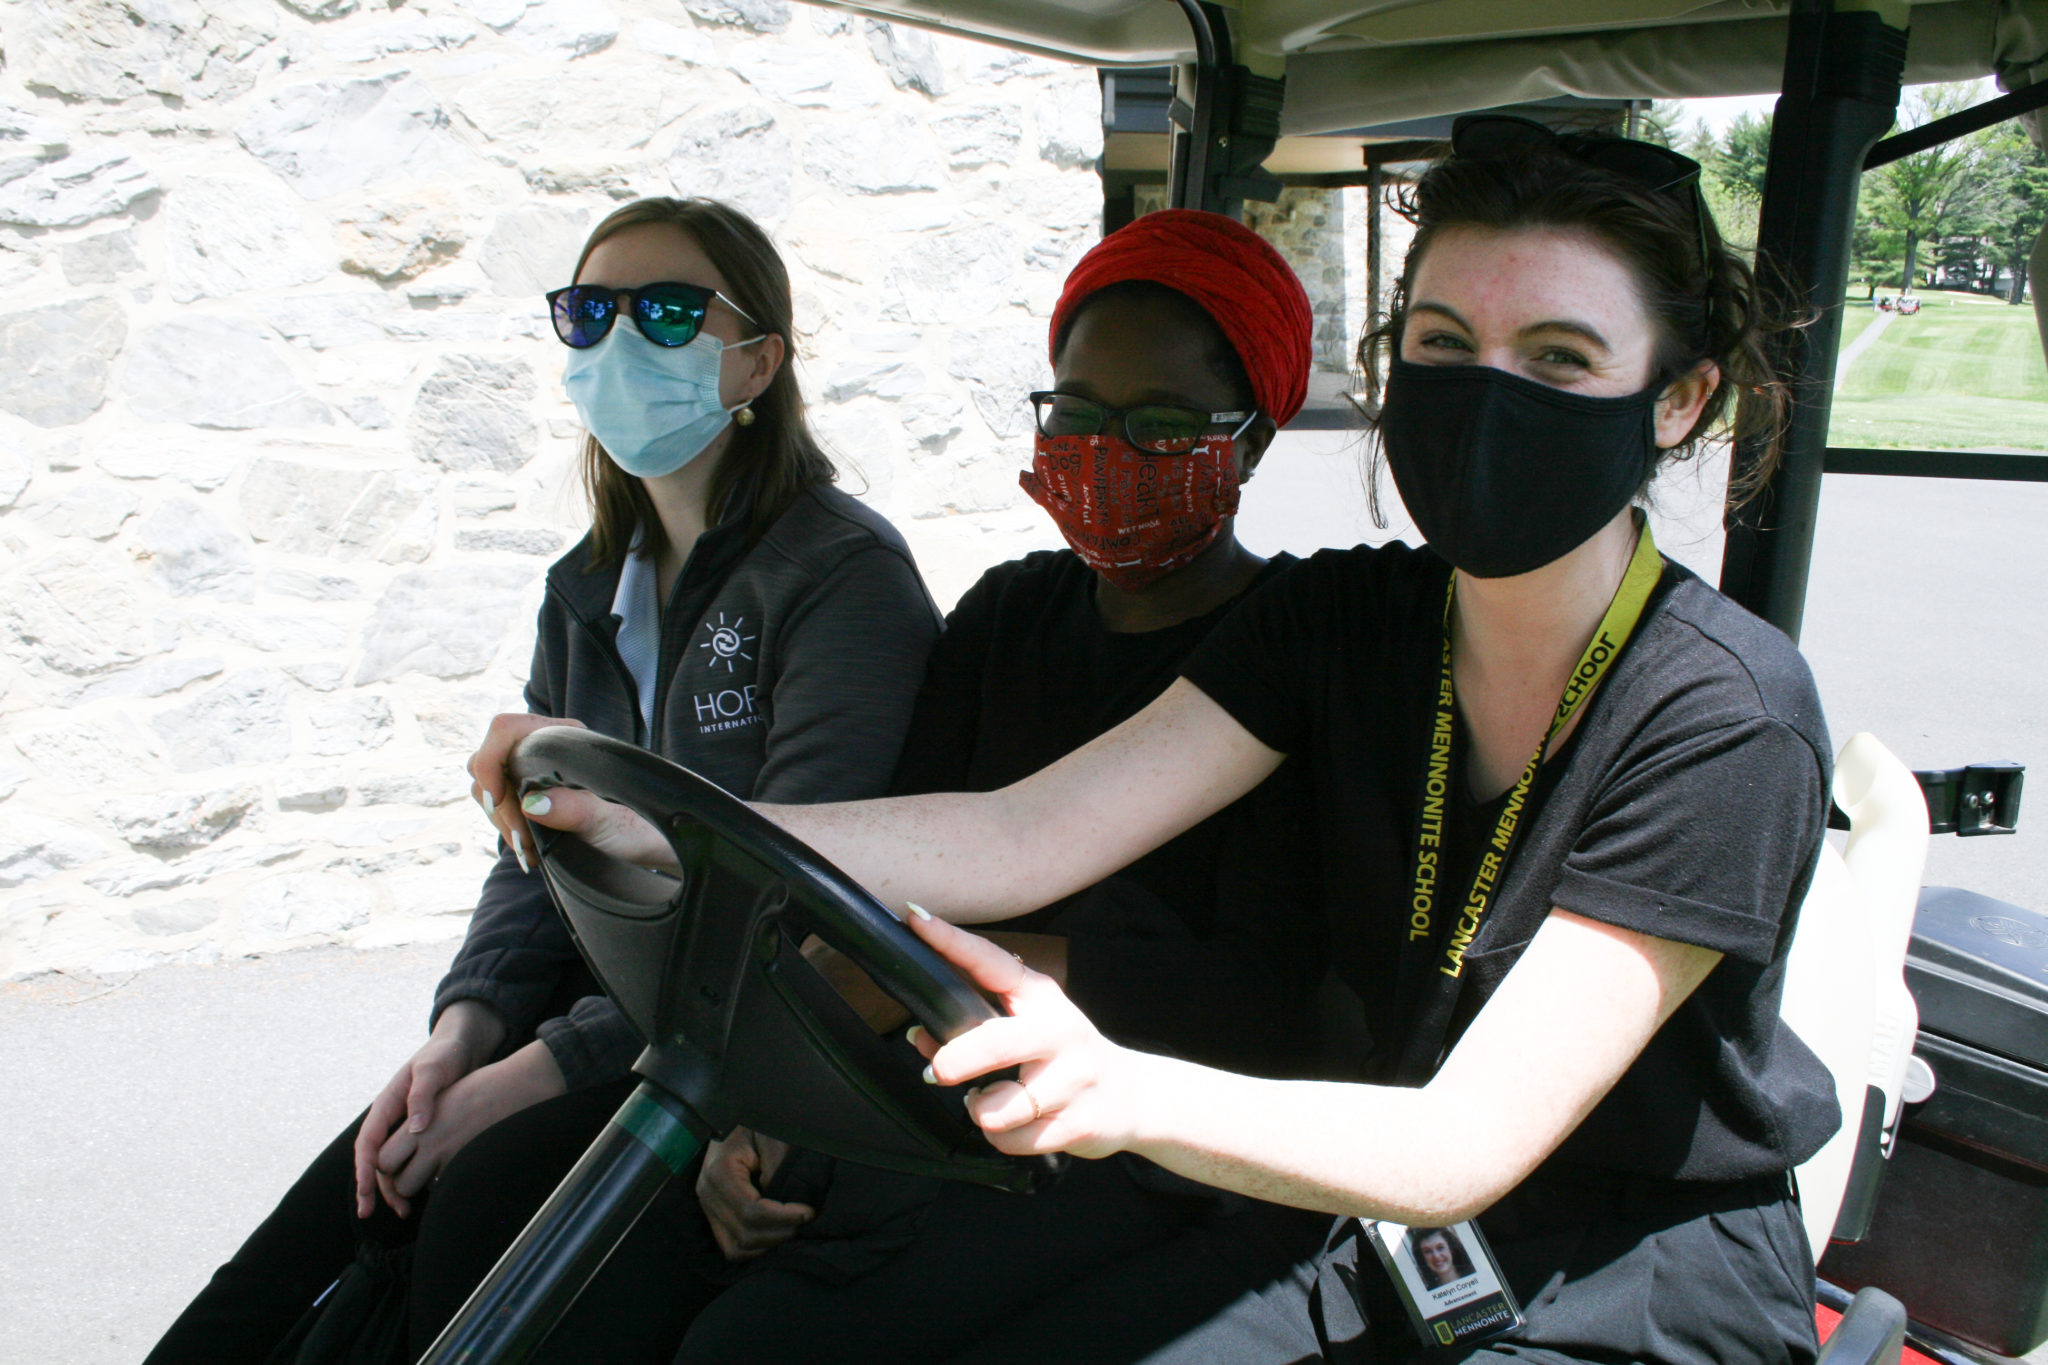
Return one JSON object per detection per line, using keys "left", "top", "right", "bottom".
{"left": 1401, "top": 225, "right": 1712, "bottom": 448}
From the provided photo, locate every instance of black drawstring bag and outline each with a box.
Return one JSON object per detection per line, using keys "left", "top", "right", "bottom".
{"left": 263, "top": 1229, "right": 413, "bottom": 1365}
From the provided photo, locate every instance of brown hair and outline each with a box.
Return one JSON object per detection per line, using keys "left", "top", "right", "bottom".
{"left": 570, "top": 197, "right": 834, "bottom": 567}
{"left": 1356, "top": 148, "right": 1790, "bottom": 521}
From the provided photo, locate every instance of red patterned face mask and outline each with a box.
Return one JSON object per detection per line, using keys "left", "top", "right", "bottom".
{"left": 1020, "top": 432, "right": 1242, "bottom": 591}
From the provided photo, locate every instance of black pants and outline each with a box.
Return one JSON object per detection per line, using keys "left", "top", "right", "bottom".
{"left": 942, "top": 1173, "right": 1822, "bottom": 1365}
{"left": 673, "top": 1157, "right": 1328, "bottom": 1365}
{"left": 147, "top": 1078, "right": 717, "bottom": 1364}
{"left": 148, "top": 1080, "right": 1297, "bottom": 1365}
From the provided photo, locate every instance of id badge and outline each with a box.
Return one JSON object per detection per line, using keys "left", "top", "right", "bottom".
{"left": 1362, "top": 1218, "right": 1523, "bottom": 1349}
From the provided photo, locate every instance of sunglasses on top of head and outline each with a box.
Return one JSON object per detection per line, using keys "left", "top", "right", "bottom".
{"left": 1449, "top": 114, "right": 1713, "bottom": 268}
{"left": 547, "top": 281, "right": 761, "bottom": 349}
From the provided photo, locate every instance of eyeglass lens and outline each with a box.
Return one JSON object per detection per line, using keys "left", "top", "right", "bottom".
{"left": 1033, "top": 394, "right": 1211, "bottom": 454}
{"left": 548, "top": 284, "right": 715, "bottom": 349}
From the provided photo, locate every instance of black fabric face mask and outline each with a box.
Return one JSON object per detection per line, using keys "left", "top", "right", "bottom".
{"left": 1380, "top": 356, "right": 1664, "bottom": 579}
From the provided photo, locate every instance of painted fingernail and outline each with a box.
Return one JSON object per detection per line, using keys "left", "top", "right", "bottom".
{"left": 521, "top": 791, "right": 552, "bottom": 816}
{"left": 512, "top": 832, "right": 533, "bottom": 875}
{"left": 921, "top": 1064, "right": 937, "bottom": 1085}
{"left": 905, "top": 1024, "right": 927, "bottom": 1049}
{"left": 906, "top": 903, "right": 931, "bottom": 921}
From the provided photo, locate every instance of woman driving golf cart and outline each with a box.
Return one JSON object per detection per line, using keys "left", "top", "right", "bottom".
{"left": 483, "top": 117, "right": 1842, "bottom": 1365}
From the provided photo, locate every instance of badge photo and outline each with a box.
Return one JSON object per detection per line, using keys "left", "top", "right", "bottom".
{"left": 1363, "top": 1217, "right": 1522, "bottom": 1348}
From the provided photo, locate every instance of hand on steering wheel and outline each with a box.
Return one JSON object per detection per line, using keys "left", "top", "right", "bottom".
{"left": 903, "top": 910, "right": 1146, "bottom": 1162}
{"left": 469, "top": 714, "right": 676, "bottom": 872}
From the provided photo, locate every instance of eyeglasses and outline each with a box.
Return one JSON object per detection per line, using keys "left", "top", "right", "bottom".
{"left": 546, "top": 281, "right": 761, "bottom": 349}
{"left": 1028, "top": 392, "right": 1258, "bottom": 455}
{"left": 1449, "top": 114, "right": 1713, "bottom": 269}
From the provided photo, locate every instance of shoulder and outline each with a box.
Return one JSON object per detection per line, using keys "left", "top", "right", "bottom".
{"left": 951, "top": 549, "right": 1088, "bottom": 617}
{"left": 1622, "top": 566, "right": 1831, "bottom": 770}
{"left": 539, "top": 533, "right": 616, "bottom": 624}
{"left": 1233, "top": 540, "right": 1446, "bottom": 622}
{"left": 753, "top": 484, "right": 922, "bottom": 580}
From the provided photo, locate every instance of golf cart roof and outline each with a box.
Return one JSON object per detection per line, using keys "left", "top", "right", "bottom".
{"left": 816, "top": 1, "right": 2045, "bottom": 132}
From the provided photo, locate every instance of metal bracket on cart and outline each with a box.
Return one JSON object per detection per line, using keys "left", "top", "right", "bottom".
{"left": 1829, "top": 764, "right": 2024, "bottom": 837}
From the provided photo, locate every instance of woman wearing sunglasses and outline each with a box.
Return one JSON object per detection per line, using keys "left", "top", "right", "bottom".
{"left": 148, "top": 198, "right": 940, "bottom": 1364}
{"left": 489, "top": 122, "right": 1839, "bottom": 1365}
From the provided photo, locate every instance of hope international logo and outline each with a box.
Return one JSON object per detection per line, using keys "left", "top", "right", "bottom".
{"left": 698, "top": 612, "right": 757, "bottom": 673}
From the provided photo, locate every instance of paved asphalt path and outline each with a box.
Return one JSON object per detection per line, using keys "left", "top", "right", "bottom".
{"left": 6, "top": 431, "right": 2043, "bottom": 1363}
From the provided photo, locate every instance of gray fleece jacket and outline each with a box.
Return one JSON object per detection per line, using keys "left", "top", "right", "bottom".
{"left": 432, "top": 482, "right": 940, "bottom": 1089}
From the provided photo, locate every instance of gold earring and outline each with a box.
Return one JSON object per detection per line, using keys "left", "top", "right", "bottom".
{"left": 733, "top": 404, "right": 755, "bottom": 427}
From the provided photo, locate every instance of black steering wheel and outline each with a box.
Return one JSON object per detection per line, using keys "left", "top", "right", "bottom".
{"left": 514, "top": 723, "right": 1063, "bottom": 1189}
{"left": 419, "top": 726, "right": 1061, "bottom": 1365}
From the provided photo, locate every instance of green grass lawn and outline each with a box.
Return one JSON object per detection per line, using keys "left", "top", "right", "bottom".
{"left": 1829, "top": 292, "right": 2048, "bottom": 451}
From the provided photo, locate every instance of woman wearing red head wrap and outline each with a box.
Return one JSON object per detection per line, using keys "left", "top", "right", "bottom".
{"left": 1023, "top": 210, "right": 1311, "bottom": 603}
{"left": 656, "top": 210, "right": 1332, "bottom": 1364}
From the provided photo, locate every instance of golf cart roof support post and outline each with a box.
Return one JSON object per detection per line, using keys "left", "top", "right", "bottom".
{"left": 1168, "top": 1, "right": 1221, "bottom": 213}
{"left": 1718, "top": 0, "right": 1906, "bottom": 643}
{"left": 1164, "top": 2, "right": 1284, "bottom": 219}
{"left": 1367, "top": 161, "right": 1385, "bottom": 336}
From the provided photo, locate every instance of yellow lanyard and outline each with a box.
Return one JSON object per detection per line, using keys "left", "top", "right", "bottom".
{"left": 1404, "top": 523, "right": 1665, "bottom": 983}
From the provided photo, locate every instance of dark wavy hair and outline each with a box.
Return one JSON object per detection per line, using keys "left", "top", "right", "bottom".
{"left": 570, "top": 197, "right": 834, "bottom": 568}
{"left": 1356, "top": 146, "right": 1790, "bottom": 521}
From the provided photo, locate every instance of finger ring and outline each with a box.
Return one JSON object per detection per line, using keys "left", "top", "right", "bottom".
{"left": 1021, "top": 1084, "right": 1042, "bottom": 1122}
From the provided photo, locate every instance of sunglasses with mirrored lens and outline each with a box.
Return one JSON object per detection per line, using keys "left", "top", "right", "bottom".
{"left": 1029, "top": 392, "right": 1257, "bottom": 455}
{"left": 1449, "top": 114, "right": 1712, "bottom": 267}
{"left": 546, "top": 282, "right": 758, "bottom": 349}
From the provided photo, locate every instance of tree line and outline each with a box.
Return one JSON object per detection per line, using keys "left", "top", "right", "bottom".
{"left": 1648, "top": 84, "right": 2047, "bottom": 304}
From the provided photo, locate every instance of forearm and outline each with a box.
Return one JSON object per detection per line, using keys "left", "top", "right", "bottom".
{"left": 1117, "top": 1053, "right": 1515, "bottom": 1224}
{"left": 763, "top": 679, "right": 1281, "bottom": 924}
{"left": 761, "top": 790, "right": 1122, "bottom": 925}
{"left": 1113, "top": 912, "right": 1719, "bottom": 1220}
{"left": 434, "top": 998, "right": 509, "bottom": 1063}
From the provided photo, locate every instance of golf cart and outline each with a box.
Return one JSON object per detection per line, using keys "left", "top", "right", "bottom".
{"left": 418, "top": 4, "right": 2048, "bottom": 1362}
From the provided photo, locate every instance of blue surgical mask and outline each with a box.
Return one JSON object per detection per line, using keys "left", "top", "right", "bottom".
{"left": 562, "top": 325, "right": 762, "bottom": 479}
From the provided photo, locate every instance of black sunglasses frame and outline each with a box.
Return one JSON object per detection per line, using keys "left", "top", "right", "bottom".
{"left": 546, "top": 281, "right": 762, "bottom": 349}
{"left": 1028, "top": 391, "right": 1259, "bottom": 455}
{"left": 1449, "top": 114, "right": 1714, "bottom": 272}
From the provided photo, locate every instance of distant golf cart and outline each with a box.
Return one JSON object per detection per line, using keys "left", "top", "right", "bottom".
{"left": 419, "top": 5, "right": 2048, "bottom": 1364}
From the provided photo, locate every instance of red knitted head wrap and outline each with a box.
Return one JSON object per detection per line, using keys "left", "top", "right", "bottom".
{"left": 1049, "top": 209, "right": 1314, "bottom": 428}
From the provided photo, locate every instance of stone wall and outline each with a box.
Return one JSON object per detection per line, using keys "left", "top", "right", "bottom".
{"left": 0, "top": 0, "right": 1112, "bottom": 978}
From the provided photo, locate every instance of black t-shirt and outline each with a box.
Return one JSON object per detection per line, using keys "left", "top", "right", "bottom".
{"left": 893, "top": 550, "right": 1324, "bottom": 1076}
{"left": 1181, "top": 541, "right": 1842, "bottom": 1181}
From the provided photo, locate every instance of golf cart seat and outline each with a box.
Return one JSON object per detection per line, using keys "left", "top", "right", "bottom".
{"left": 1783, "top": 732, "right": 1931, "bottom": 1253}
{"left": 418, "top": 726, "right": 1060, "bottom": 1364}
{"left": 1781, "top": 733, "right": 1930, "bottom": 1365}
